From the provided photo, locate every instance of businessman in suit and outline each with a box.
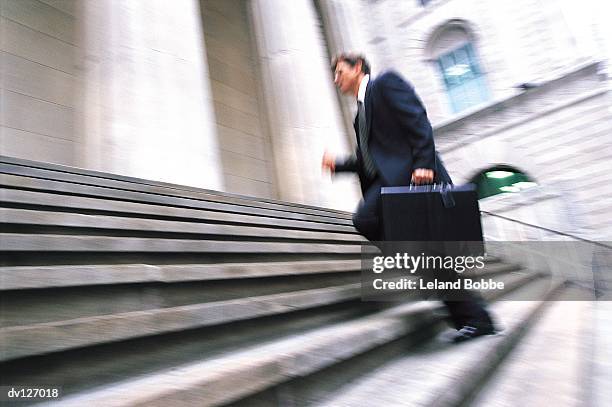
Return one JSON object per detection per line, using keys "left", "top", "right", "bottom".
{"left": 322, "top": 53, "right": 495, "bottom": 342}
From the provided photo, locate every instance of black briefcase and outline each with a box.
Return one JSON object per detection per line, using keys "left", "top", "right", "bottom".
{"left": 380, "top": 184, "right": 483, "bottom": 244}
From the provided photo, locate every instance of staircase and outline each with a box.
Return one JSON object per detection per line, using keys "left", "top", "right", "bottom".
{"left": 0, "top": 156, "right": 595, "bottom": 406}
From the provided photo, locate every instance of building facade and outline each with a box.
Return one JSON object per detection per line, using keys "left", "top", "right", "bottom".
{"left": 1, "top": 0, "right": 611, "bottom": 238}
{"left": 321, "top": 0, "right": 611, "bottom": 240}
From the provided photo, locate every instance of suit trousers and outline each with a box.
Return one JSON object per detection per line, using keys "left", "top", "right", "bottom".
{"left": 352, "top": 177, "right": 384, "bottom": 242}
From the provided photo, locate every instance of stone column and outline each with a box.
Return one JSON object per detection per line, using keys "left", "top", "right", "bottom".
{"left": 316, "top": 0, "right": 366, "bottom": 150}
{"left": 75, "top": 0, "right": 224, "bottom": 190}
{"left": 249, "top": 0, "right": 359, "bottom": 210}
{"left": 316, "top": 0, "right": 366, "bottom": 54}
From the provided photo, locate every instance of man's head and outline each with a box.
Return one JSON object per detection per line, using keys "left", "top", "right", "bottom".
{"left": 331, "top": 52, "right": 370, "bottom": 97}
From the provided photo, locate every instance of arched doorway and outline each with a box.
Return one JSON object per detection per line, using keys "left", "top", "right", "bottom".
{"left": 470, "top": 165, "right": 537, "bottom": 199}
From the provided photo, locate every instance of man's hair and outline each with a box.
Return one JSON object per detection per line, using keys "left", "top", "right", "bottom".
{"left": 331, "top": 52, "right": 371, "bottom": 75}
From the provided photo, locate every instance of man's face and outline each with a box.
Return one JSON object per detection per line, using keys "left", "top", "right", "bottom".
{"left": 334, "top": 60, "right": 362, "bottom": 95}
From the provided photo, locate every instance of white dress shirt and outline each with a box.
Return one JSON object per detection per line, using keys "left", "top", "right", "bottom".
{"left": 357, "top": 74, "right": 370, "bottom": 104}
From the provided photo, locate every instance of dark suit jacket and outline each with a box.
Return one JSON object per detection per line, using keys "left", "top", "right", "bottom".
{"left": 336, "top": 71, "right": 451, "bottom": 193}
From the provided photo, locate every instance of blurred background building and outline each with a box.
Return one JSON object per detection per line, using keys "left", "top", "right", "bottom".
{"left": 333, "top": 0, "right": 612, "bottom": 243}
{"left": 1, "top": 0, "right": 611, "bottom": 236}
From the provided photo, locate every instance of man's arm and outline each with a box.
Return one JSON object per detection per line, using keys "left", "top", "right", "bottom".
{"left": 334, "top": 153, "right": 359, "bottom": 173}
{"left": 379, "top": 72, "right": 436, "bottom": 176}
{"left": 322, "top": 151, "right": 359, "bottom": 173}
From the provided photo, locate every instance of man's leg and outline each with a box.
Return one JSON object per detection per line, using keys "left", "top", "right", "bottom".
{"left": 443, "top": 298, "right": 494, "bottom": 330}
{"left": 419, "top": 261, "right": 494, "bottom": 330}
{"left": 420, "top": 246, "right": 496, "bottom": 339}
{"left": 441, "top": 281, "right": 496, "bottom": 342}
{"left": 352, "top": 179, "right": 383, "bottom": 242}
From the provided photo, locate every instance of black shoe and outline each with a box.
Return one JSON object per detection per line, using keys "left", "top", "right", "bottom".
{"left": 452, "top": 324, "right": 496, "bottom": 343}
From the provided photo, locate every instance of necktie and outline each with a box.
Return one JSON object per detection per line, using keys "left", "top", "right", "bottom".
{"left": 357, "top": 101, "right": 376, "bottom": 179}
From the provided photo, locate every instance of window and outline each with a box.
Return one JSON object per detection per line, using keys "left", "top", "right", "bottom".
{"left": 437, "top": 43, "right": 489, "bottom": 113}
{"left": 425, "top": 21, "right": 491, "bottom": 114}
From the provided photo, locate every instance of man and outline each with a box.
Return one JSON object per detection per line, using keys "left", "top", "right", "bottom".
{"left": 323, "top": 52, "right": 495, "bottom": 342}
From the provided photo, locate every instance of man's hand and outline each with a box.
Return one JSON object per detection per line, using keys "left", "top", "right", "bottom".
{"left": 322, "top": 151, "right": 336, "bottom": 173}
{"left": 411, "top": 168, "right": 434, "bottom": 185}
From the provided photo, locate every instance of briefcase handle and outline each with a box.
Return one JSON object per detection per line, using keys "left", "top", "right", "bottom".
{"left": 408, "top": 182, "right": 456, "bottom": 209}
{"left": 408, "top": 182, "right": 452, "bottom": 189}
{"left": 440, "top": 187, "right": 456, "bottom": 209}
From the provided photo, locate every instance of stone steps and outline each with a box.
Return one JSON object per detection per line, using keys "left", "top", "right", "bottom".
{"left": 0, "top": 260, "right": 362, "bottom": 289}
{"left": 0, "top": 259, "right": 515, "bottom": 290}
{"left": 0, "top": 157, "right": 377, "bottom": 402}
{"left": 0, "top": 164, "right": 353, "bottom": 226}
{"left": 0, "top": 181, "right": 356, "bottom": 233}
{"left": 0, "top": 207, "right": 364, "bottom": 243}
{"left": 51, "top": 272, "right": 543, "bottom": 407}
{"left": 1, "top": 283, "right": 362, "bottom": 362}
{"left": 1, "top": 260, "right": 517, "bottom": 359}
{"left": 591, "top": 302, "right": 612, "bottom": 406}
{"left": 0, "top": 156, "right": 353, "bottom": 220}
{"left": 3, "top": 301, "right": 381, "bottom": 400}
{"left": 306, "top": 279, "right": 564, "bottom": 407}
{"left": 0, "top": 157, "right": 554, "bottom": 406}
{"left": 470, "top": 294, "right": 593, "bottom": 407}
{"left": 0, "top": 233, "right": 364, "bottom": 253}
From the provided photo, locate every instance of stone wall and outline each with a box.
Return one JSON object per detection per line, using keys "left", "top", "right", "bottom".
{"left": 435, "top": 62, "right": 612, "bottom": 239}
{"left": 354, "top": 0, "right": 603, "bottom": 125}
{"left": 1, "top": 0, "right": 77, "bottom": 165}
{"left": 341, "top": 0, "right": 612, "bottom": 238}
